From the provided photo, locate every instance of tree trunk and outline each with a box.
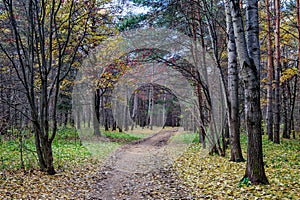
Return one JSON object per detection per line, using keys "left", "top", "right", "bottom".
{"left": 282, "top": 82, "right": 289, "bottom": 138}
{"left": 150, "top": 87, "right": 154, "bottom": 130}
{"left": 131, "top": 93, "right": 137, "bottom": 130}
{"left": 42, "top": 140, "right": 55, "bottom": 175}
{"left": 296, "top": 0, "right": 300, "bottom": 134}
{"left": 273, "top": 0, "right": 281, "bottom": 144}
{"left": 76, "top": 109, "right": 81, "bottom": 130}
{"left": 104, "top": 109, "right": 109, "bottom": 131}
{"left": 33, "top": 126, "right": 55, "bottom": 175}
{"left": 297, "top": 0, "right": 300, "bottom": 74}
{"left": 265, "top": 0, "right": 274, "bottom": 141}
{"left": 225, "top": 1, "right": 244, "bottom": 162}
{"left": 230, "top": 0, "right": 269, "bottom": 184}
{"left": 87, "top": 105, "right": 91, "bottom": 128}
{"left": 64, "top": 112, "right": 68, "bottom": 127}
{"left": 195, "top": 3, "right": 207, "bottom": 149}
{"left": 147, "top": 86, "right": 153, "bottom": 129}
{"left": 123, "top": 88, "right": 129, "bottom": 131}
{"left": 93, "top": 90, "right": 101, "bottom": 136}
{"left": 290, "top": 78, "right": 298, "bottom": 139}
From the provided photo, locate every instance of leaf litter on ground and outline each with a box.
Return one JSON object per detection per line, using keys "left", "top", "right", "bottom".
{"left": 0, "top": 131, "right": 299, "bottom": 199}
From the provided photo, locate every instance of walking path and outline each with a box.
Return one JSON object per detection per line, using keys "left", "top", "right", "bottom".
{"left": 86, "top": 128, "right": 192, "bottom": 199}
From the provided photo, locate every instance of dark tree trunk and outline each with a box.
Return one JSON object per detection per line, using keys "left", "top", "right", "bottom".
{"left": 297, "top": 0, "right": 300, "bottom": 74}
{"left": 104, "top": 109, "right": 109, "bottom": 131}
{"left": 290, "top": 78, "right": 297, "bottom": 139}
{"left": 195, "top": 2, "right": 207, "bottom": 149}
{"left": 64, "top": 112, "right": 68, "bottom": 127}
{"left": 282, "top": 82, "right": 289, "bottom": 139}
{"left": 87, "top": 106, "right": 91, "bottom": 128}
{"left": 42, "top": 140, "right": 55, "bottom": 175}
{"left": 76, "top": 109, "right": 81, "bottom": 130}
{"left": 33, "top": 126, "right": 55, "bottom": 175}
{"left": 93, "top": 90, "right": 101, "bottom": 136}
{"left": 273, "top": 0, "right": 281, "bottom": 144}
{"left": 112, "top": 121, "right": 117, "bottom": 131}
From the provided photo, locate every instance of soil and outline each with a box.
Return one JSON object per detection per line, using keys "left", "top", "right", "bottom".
{"left": 86, "top": 128, "right": 193, "bottom": 199}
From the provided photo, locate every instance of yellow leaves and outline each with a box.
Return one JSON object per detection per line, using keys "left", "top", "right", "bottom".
{"left": 93, "top": 62, "right": 131, "bottom": 90}
{"left": 0, "top": 160, "right": 102, "bottom": 199}
{"left": 174, "top": 135, "right": 300, "bottom": 199}
{"left": 280, "top": 67, "right": 299, "bottom": 84}
{"left": 1, "top": 133, "right": 102, "bottom": 199}
{"left": 60, "top": 79, "right": 74, "bottom": 90}
{"left": 1, "top": 66, "right": 8, "bottom": 73}
{"left": 0, "top": 10, "right": 8, "bottom": 20}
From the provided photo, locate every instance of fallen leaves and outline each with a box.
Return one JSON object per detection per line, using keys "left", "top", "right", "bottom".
{"left": 174, "top": 135, "right": 300, "bottom": 199}
{"left": 0, "top": 131, "right": 299, "bottom": 199}
{"left": 0, "top": 158, "right": 103, "bottom": 199}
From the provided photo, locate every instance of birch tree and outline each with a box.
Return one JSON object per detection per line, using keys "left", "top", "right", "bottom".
{"left": 225, "top": 1, "right": 244, "bottom": 162}
{"left": 229, "top": 0, "right": 269, "bottom": 184}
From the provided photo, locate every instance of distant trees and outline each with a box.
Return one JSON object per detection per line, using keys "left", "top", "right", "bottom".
{"left": 260, "top": 0, "right": 299, "bottom": 141}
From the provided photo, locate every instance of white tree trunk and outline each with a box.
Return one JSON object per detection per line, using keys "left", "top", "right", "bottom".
{"left": 225, "top": 0, "right": 244, "bottom": 162}
{"left": 229, "top": 0, "right": 269, "bottom": 184}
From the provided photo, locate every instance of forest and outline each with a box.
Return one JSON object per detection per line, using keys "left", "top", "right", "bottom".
{"left": 0, "top": 0, "right": 299, "bottom": 199}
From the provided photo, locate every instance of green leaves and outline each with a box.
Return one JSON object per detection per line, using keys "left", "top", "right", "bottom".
{"left": 239, "top": 177, "right": 251, "bottom": 187}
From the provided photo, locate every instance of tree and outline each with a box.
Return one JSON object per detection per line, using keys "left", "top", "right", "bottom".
{"left": 225, "top": 0, "right": 244, "bottom": 162}
{"left": 297, "top": 0, "right": 300, "bottom": 74}
{"left": 273, "top": 0, "right": 281, "bottom": 144}
{"left": 265, "top": 0, "right": 274, "bottom": 141}
{"left": 229, "top": 0, "right": 269, "bottom": 184}
{"left": 0, "top": 0, "right": 111, "bottom": 174}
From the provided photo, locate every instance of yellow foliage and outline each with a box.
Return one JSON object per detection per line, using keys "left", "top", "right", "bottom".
{"left": 280, "top": 67, "right": 298, "bottom": 84}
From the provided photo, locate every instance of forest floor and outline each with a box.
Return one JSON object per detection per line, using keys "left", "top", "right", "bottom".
{"left": 1, "top": 127, "right": 299, "bottom": 199}
{"left": 0, "top": 127, "right": 194, "bottom": 199}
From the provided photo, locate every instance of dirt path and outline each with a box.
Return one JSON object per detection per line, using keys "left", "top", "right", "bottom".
{"left": 86, "top": 128, "right": 192, "bottom": 199}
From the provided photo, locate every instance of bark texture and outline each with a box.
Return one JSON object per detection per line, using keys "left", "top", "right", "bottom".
{"left": 265, "top": 0, "right": 274, "bottom": 141}
{"left": 229, "top": 0, "right": 269, "bottom": 184}
{"left": 225, "top": 0, "right": 244, "bottom": 162}
{"left": 273, "top": 0, "right": 281, "bottom": 144}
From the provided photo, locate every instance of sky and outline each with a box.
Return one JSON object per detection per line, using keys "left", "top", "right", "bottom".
{"left": 110, "top": 0, "right": 149, "bottom": 16}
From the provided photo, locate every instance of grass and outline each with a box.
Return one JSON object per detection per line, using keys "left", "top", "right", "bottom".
{"left": 0, "top": 127, "right": 92, "bottom": 171}
{"left": 170, "top": 132, "right": 198, "bottom": 144}
{"left": 0, "top": 126, "right": 152, "bottom": 171}
{"left": 104, "top": 131, "right": 144, "bottom": 142}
